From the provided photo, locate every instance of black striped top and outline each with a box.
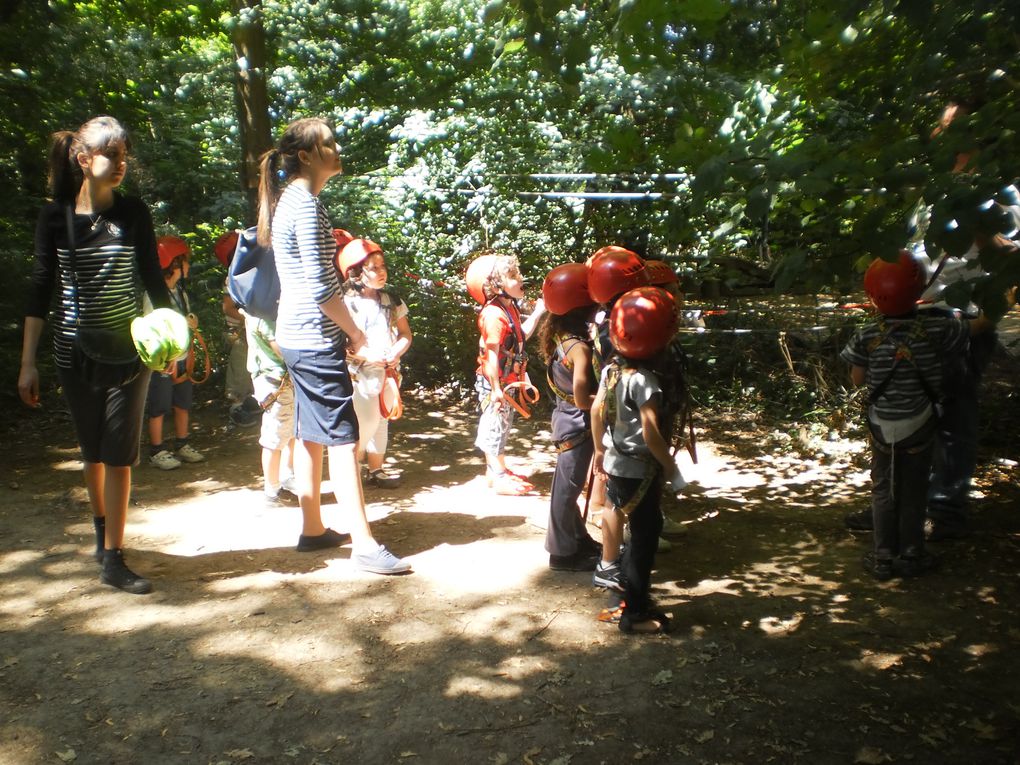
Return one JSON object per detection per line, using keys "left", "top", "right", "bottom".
{"left": 26, "top": 194, "right": 170, "bottom": 368}
{"left": 841, "top": 310, "right": 969, "bottom": 420}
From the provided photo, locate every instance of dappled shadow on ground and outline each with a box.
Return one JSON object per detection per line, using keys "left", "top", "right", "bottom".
{"left": 1, "top": 386, "right": 1019, "bottom": 763}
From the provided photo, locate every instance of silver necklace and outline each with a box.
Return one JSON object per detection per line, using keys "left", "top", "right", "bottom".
{"left": 88, "top": 212, "right": 103, "bottom": 232}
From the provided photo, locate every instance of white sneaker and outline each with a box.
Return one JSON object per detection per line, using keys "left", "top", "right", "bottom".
{"left": 150, "top": 449, "right": 181, "bottom": 471}
{"left": 661, "top": 516, "right": 688, "bottom": 537}
{"left": 175, "top": 443, "right": 205, "bottom": 463}
{"left": 280, "top": 474, "right": 296, "bottom": 494}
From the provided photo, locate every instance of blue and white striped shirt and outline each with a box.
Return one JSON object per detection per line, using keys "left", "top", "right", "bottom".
{"left": 272, "top": 184, "right": 344, "bottom": 351}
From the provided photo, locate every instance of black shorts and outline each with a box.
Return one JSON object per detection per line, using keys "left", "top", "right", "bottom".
{"left": 57, "top": 365, "right": 152, "bottom": 466}
{"left": 280, "top": 347, "right": 359, "bottom": 446}
{"left": 146, "top": 364, "right": 193, "bottom": 418}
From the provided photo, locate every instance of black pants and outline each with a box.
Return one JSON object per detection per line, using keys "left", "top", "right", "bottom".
{"left": 608, "top": 473, "right": 663, "bottom": 616}
{"left": 870, "top": 418, "right": 936, "bottom": 559}
{"left": 58, "top": 365, "right": 152, "bottom": 466}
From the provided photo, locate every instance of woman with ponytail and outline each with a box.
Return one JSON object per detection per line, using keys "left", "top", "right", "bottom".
{"left": 258, "top": 117, "right": 409, "bottom": 575}
{"left": 19, "top": 116, "right": 171, "bottom": 594}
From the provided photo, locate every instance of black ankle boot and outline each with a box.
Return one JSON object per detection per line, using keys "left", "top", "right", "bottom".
{"left": 93, "top": 517, "right": 105, "bottom": 563}
{"left": 100, "top": 549, "right": 153, "bottom": 595}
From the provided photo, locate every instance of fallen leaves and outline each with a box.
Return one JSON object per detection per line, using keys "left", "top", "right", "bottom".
{"left": 853, "top": 746, "right": 890, "bottom": 764}
{"left": 651, "top": 670, "right": 673, "bottom": 687}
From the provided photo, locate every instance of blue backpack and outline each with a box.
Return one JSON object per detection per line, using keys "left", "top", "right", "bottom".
{"left": 227, "top": 226, "right": 280, "bottom": 321}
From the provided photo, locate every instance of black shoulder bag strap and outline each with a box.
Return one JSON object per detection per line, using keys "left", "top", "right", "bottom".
{"left": 64, "top": 204, "right": 85, "bottom": 331}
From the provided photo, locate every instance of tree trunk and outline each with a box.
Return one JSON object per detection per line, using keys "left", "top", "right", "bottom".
{"left": 231, "top": 0, "right": 272, "bottom": 225}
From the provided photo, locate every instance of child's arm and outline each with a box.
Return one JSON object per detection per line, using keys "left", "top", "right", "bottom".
{"left": 590, "top": 379, "right": 608, "bottom": 475}
{"left": 638, "top": 400, "right": 674, "bottom": 474}
{"left": 386, "top": 315, "right": 413, "bottom": 365}
{"left": 483, "top": 344, "right": 504, "bottom": 402}
{"left": 850, "top": 364, "right": 866, "bottom": 387}
{"left": 317, "top": 294, "right": 367, "bottom": 352}
{"left": 639, "top": 399, "right": 693, "bottom": 492}
{"left": 521, "top": 298, "right": 546, "bottom": 339}
{"left": 567, "top": 341, "right": 595, "bottom": 411}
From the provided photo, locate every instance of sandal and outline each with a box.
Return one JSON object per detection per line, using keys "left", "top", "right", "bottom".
{"left": 619, "top": 610, "right": 671, "bottom": 635}
{"left": 597, "top": 604, "right": 625, "bottom": 624}
{"left": 492, "top": 473, "right": 531, "bottom": 495}
{"left": 505, "top": 469, "right": 535, "bottom": 489}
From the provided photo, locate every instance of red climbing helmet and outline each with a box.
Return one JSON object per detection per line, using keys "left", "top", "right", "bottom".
{"left": 542, "top": 263, "right": 595, "bottom": 315}
{"left": 466, "top": 253, "right": 500, "bottom": 304}
{"left": 644, "top": 260, "right": 678, "bottom": 286}
{"left": 337, "top": 236, "right": 382, "bottom": 279}
{"left": 587, "top": 246, "right": 648, "bottom": 304}
{"left": 864, "top": 249, "right": 926, "bottom": 316}
{"left": 332, "top": 228, "right": 354, "bottom": 252}
{"left": 213, "top": 231, "right": 239, "bottom": 268}
{"left": 157, "top": 235, "right": 190, "bottom": 270}
{"left": 586, "top": 245, "right": 633, "bottom": 267}
{"left": 609, "top": 286, "right": 679, "bottom": 359}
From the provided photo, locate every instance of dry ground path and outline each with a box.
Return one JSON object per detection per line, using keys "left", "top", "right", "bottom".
{"left": 1, "top": 380, "right": 1018, "bottom": 764}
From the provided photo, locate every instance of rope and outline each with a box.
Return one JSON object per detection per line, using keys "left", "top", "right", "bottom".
{"left": 172, "top": 329, "right": 211, "bottom": 385}
{"left": 379, "top": 366, "right": 404, "bottom": 421}
{"left": 499, "top": 380, "right": 541, "bottom": 419}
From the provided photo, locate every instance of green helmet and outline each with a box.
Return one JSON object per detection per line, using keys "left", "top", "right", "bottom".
{"left": 131, "top": 308, "right": 191, "bottom": 370}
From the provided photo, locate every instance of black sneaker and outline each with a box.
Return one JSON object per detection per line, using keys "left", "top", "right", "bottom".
{"left": 896, "top": 552, "right": 939, "bottom": 577}
{"left": 549, "top": 550, "right": 600, "bottom": 572}
{"left": 578, "top": 536, "right": 603, "bottom": 558}
{"left": 100, "top": 550, "right": 153, "bottom": 595}
{"left": 924, "top": 519, "right": 970, "bottom": 542}
{"left": 366, "top": 469, "right": 402, "bottom": 489}
{"left": 296, "top": 528, "right": 351, "bottom": 552}
{"left": 844, "top": 509, "right": 873, "bottom": 532}
{"left": 229, "top": 403, "right": 261, "bottom": 428}
{"left": 862, "top": 552, "right": 894, "bottom": 581}
{"left": 593, "top": 560, "right": 625, "bottom": 591}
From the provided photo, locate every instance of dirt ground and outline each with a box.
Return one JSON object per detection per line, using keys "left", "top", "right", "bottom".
{"left": 1, "top": 359, "right": 1019, "bottom": 765}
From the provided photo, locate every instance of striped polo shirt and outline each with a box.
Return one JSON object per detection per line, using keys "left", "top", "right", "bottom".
{"left": 841, "top": 310, "right": 968, "bottom": 421}
{"left": 272, "top": 184, "right": 344, "bottom": 351}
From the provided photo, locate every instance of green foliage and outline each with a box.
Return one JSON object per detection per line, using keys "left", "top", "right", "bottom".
{"left": 2, "top": 0, "right": 1019, "bottom": 392}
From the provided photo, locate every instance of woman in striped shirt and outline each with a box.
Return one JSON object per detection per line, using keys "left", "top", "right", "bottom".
{"left": 19, "top": 116, "right": 171, "bottom": 594}
{"left": 256, "top": 117, "right": 409, "bottom": 575}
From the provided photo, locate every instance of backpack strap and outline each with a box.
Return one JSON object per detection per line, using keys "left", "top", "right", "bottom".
{"left": 867, "top": 317, "right": 940, "bottom": 406}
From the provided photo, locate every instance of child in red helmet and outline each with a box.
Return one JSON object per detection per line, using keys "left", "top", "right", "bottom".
{"left": 468, "top": 252, "right": 545, "bottom": 494}
{"left": 584, "top": 247, "right": 653, "bottom": 552}
{"left": 840, "top": 250, "right": 1002, "bottom": 580}
{"left": 145, "top": 235, "right": 203, "bottom": 470}
{"left": 338, "top": 237, "right": 413, "bottom": 488}
{"left": 591, "top": 286, "right": 695, "bottom": 634}
{"left": 539, "top": 263, "right": 602, "bottom": 570}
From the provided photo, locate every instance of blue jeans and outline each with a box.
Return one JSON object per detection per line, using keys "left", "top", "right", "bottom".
{"left": 926, "top": 332, "right": 995, "bottom": 529}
